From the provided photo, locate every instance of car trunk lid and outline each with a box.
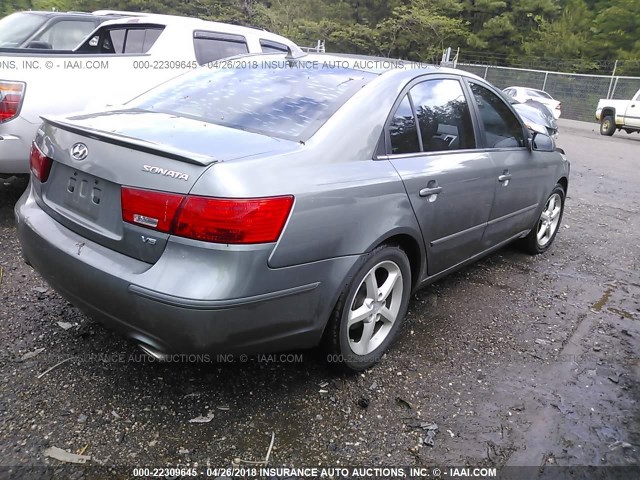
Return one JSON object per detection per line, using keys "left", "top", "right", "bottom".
{"left": 34, "top": 111, "right": 297, "bottom": 263}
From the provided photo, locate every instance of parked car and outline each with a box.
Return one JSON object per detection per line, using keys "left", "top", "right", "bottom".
{"left": 0, "top": 11, "right": 119, "bottom": 50}
{"left": 595, "top": 88, "right": 640, "bottom": 136}
{"left": 15, "top": 54, "right": 569, "bottom": 371}
{"left": 0, "top": 13, "right": 299, "bottom": 176}
{"left": 507, "top": 97, "right": 559, "bottom": 138}
{"left": 503, "top": 86, "right": 562, "bottom": 119}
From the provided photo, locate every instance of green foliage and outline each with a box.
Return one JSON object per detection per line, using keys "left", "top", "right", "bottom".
{"left": 1, "top": 0, "right": 639, "bottom": 74}
{"left": 1, "top": 1, "right": 34, "bottom": 17}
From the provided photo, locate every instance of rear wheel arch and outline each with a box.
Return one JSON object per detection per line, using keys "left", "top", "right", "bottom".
{"left": 558, "top": 177, "right": 568, "bottom": 195}
{"left": 370, "top": 231, "right": 425, "bottom": 292}
{"left": 322, "top": 243, "right": 413, "bottom": 370}
{"left": 318, "top": 230, "right": 425, "bottom": 342}
{"left": 601, "top": 107, "right": 616, "bottom": 119}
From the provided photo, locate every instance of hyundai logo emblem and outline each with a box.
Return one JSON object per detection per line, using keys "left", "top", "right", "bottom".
{"left": 70, "top": 143, "right": 89, "bottom": 161}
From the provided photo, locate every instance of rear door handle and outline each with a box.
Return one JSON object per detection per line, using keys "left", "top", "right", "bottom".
{"left": 498, "top": 174, "right": 512, "bottom": 182}
{"left": 419, "top": 186, "right": 443, "bottom": 197}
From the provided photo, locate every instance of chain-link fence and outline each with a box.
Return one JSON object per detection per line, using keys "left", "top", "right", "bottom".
{"left": 457, "top": 64, "right": 640, "bottom": 122}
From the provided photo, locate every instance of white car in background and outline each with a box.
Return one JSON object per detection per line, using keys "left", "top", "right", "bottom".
{"left": 503, "top": 86, "right": 562, "bottom": 119}
{"left": 0, "top": 12, "right": 299, "bottom": 176}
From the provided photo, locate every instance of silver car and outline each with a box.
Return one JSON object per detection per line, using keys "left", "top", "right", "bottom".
{"left": 15, "top": 54, "right": 570, "bottom": 370}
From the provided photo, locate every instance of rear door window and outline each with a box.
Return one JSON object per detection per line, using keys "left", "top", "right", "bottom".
{"left": 409, "top": 79, "right": 476, "bottom": 152}
{"left": 193, "top": 31, "right": 249, "bottom": 65}
{"left": 469, "top": 82, "right": 526, "bottom": 149}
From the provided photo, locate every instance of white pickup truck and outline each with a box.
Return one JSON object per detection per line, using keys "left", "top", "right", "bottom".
{"left": 595, "top": 88, "right": 640, "bottom": 136}
{"left": 0, "top": 12, "right": 298, "bottom": 175}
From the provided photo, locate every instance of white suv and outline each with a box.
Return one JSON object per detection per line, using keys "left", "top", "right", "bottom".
{"left": 0, "top": 13, "right": 299, "bottom": 176}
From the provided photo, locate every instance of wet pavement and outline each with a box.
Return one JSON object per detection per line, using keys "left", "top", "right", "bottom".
{"left": 0, "top": 119, "right": 638, "bottom": 477}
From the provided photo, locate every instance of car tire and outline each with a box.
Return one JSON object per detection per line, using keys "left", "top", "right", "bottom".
{"left": 520, "top": 184, "right": 565, "bottom": 255}
{"left": 323, "top": 244, "right": 411, "bottom": 371}
{"left": 600, "top": 115, "right": 616, "bottom": 136}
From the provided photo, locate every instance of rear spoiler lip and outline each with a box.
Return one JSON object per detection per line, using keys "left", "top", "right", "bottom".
{"left": 40, "top": 116, "right": 219, "bottom": 166}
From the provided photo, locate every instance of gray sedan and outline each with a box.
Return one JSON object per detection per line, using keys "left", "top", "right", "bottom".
{"left": 15, "top": 54, "right": 569, "bottom": 370}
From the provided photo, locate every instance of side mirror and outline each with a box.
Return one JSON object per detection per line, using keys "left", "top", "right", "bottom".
{"left": 529, "top": 131, "right": 555, "bottom": 152}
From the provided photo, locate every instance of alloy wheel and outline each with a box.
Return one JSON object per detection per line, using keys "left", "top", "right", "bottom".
{"left": 537, "top": 193, "right": 562, "bottom": 247}
{"left": 347, "top": 260, "right": 403, "bottom": 356}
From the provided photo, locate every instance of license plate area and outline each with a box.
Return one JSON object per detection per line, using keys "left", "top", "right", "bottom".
{"left": 41, "top": 163, "right": 123, "bottom": 241}
{"left": 64, "top": 170, "right": 103, "bottom": 219}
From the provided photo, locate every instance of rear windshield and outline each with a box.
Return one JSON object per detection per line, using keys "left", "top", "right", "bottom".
{"left": 526, "top": 89, "right": 552, "bottom": 100}
{"left": 0, "top": 12, "right": 48, "bottom": 47}
{"left": 129, "top": 62, "right": 377, "bottom": 141}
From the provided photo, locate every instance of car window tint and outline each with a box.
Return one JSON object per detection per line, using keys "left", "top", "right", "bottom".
{"left": 470, "top": 83, "right": 526, "bottom": 149}
{"left": 260, "top": 39, "right": 289, "bottom": 53}
{"left": 105, "top": 28, "right": 125, "bottom": 53}
{"left": 34, "top": 20, "right": 96, "bottom": 49}
{"left": 409, "top": 79, "right": 475, "bottom": 152}
{"left": 124, "top": 28, "right": 162, "bottom": 53}
{"left": 131, "top": 66, "right": 376, "bottom": 141}
{"left": 193, "top": 32, "right": 249, "bottom": 65}
{"left": 389, "top": 95, "right": 420, "bottom": 154}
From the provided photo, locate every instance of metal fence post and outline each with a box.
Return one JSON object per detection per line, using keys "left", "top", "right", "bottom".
{"left": 542, "top": 71, "right": 549, "bottom": 91}
{"left": 611, "top": 77, "right": 619, "bottom": 99}
{"left": 607, "top": 60, "right": 618, "bottom": 99}
{"left": 484, "top": 66, "right": 488, "bottom": 79}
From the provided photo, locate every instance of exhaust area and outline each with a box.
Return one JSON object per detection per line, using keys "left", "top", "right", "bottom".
{"left": 137, "top": 343, "right": 170, "bottom": 362}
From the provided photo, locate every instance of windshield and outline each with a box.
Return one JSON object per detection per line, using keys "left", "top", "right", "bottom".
{"left": 129, "top": 60, "right": 377, "bottom": 141}
{"left": 0, "top": 12, "right": 48, "bottom": 47}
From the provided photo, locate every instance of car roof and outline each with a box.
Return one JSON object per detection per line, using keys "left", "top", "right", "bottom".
{"left": 232, "top": 52, "right": 486, "bottom": 81}
{"left": 92, "top": 13, "right": 296, "bottom": 45}
{"left": 10, "top": 10, "right": 111, "bottom": 18}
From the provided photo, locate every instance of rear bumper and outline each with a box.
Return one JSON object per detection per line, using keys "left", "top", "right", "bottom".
{"left": 0, "top": 117, "right": 39, "bottom": 174}
{"left": 15, "top": 185, "right": 360, "bottom": 355}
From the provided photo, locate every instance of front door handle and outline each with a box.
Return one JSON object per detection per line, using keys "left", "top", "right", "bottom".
{"left": 498, "top": 173, "right": 512, "bottom": 182}
{"left": 419, "top": 186, "right": 443, "bottom": 197}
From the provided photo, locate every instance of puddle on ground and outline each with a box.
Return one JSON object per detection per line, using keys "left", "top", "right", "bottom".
{"left": 591, "top": 285, "right": 615, "bottom": 312}
{"left": 590, "top": 282, "right": 639, "bottom": 320}
{"left": 607, "top": 306, "right": 637, "bottom": 320}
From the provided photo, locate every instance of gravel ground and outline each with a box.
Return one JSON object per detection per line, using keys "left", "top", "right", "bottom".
{"left": 0, "top": 120, "right": 638, "bottom": 478}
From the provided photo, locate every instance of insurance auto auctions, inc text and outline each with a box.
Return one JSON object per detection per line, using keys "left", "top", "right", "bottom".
{"left": 206, "top": 466, "right": 498, "bottom": 478}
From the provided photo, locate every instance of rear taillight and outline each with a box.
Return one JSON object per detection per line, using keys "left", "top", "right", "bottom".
{"left": 174, "top": 195, "right": 294, "bottom": 244}
{"left": 556, "top": 103, "right": 561, "bottom": 110}
{"left": 30, "top": 142, "right": 53, "bottom": 183}
{"left": 121, "top": 187, "right": 294, "bottom": 244}
{"left": 0, "top": 81, "right": 25, "bottom": 123}
{"left": 121, "top": 187, "right": 184, "bottom": 233}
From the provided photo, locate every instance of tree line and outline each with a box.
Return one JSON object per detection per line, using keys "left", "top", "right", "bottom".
{"left": 3, "top": 0, "right": 639, "bottom": 75}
